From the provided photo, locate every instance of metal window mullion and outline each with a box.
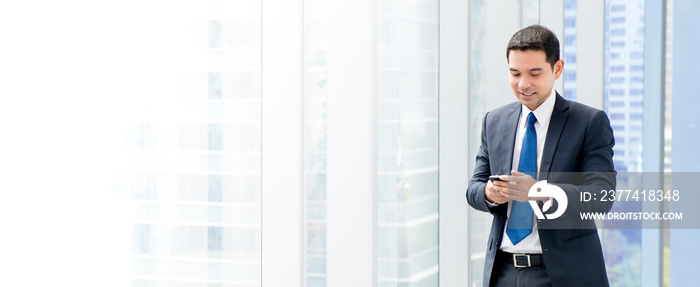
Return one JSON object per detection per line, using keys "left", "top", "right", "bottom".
{"left": 326, "top": 0, "right": 378, "bottom": 285}
{"left": 439, "top": 0, "right": 470, "bottom": 285}
{"left": 261, "top": 0, "right": 304, "bottom": 285}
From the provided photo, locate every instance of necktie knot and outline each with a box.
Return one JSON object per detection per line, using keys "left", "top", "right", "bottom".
{"left": 527, "top": 112, "right": 537, "bottom": 125}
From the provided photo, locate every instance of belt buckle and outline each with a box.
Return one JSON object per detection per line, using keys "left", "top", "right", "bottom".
{"left": 513, "top": 254, "right": 531, "bottom": 268}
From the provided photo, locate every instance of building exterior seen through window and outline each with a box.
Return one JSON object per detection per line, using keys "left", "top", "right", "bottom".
{"left": 120, "top": 1, "right": 262, "bottom": 285}
{"left": 377, "top": 0, "right": 440, "bottom": 285}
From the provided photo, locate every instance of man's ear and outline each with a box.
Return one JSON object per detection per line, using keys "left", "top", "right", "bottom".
{"left": 553, "top": 59, "right": 564, "bottom": 80}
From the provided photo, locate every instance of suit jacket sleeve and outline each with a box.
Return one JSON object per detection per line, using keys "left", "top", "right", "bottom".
{"left": 466, "top": 111, "right": 498, "bottom": 215}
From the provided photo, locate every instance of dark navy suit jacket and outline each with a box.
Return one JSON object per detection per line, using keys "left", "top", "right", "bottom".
{"left": 466, "top": 93, "right": 616, "bottom": 287}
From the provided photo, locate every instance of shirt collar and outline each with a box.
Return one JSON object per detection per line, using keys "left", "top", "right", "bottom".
{"left": 520, "top": 89, "right": 556, "bottom": 128}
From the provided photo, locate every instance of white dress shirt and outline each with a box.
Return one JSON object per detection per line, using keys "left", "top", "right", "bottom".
{"left": 499, "top": 89, "right": 557, "bottom": 254}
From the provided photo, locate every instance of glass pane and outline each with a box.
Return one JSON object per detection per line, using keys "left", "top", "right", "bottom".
{"left": 522, "top": 0, "right": 540, "bottom": 27}
{"left": 468, "top": 0, "right": 490, "bottom": 285}
{"left": 603, "top": 0, "right": 645, "bottom": 285}
{"left": 304, "top": 0, "right": 329, "bottom": 286}
{"left": 664, "top": 1, "right": 672, "bottom": 282}
{"left": 115, "top": 1, "right": 262, "bottom": 286}
{"left": 378, "top": 0, "right": 440, "bottom": 286}
{"left": 563, "top": 0, "right": 578, "bottom": 100}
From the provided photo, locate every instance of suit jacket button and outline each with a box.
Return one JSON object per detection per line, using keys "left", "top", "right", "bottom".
{"left": 544, "top": 248, "right": 550, "bottom": 252}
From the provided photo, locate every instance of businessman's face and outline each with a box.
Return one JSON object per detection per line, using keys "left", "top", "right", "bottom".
{"left": 507, "top": 49, "right": 563, "bottom": 111}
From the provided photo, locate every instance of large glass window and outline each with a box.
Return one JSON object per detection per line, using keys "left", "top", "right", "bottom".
{"left": 303, "top": 1, "right": 440, "bottom": 286}
{"left": 378, "top": 0, "right": 440, "bottom": 286}
{"left": 468, "top": 0, "right": 489, "bottom": 284}
{"left": 603, "top": 0, "right": 645, "bottom": 285}
{"left": 116, "top": 1, "right": 262, "bottom": 286}
{"left": 304, "top": 0, "right": 329, "bottom": 285}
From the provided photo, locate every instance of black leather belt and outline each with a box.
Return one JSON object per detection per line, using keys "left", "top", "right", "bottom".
{"left": 497, "top": 250, "right": 544, "bottom": 268}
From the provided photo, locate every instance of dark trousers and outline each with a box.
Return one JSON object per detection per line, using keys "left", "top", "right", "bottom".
{"left": 490, "top": 251, "right": 553, "bottom": 287}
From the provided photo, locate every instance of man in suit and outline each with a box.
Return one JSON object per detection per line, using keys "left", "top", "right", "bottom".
{"left": 466, "top": 25, "right": 616, "bottom": 287}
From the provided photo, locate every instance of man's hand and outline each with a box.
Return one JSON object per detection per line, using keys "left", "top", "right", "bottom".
{"left": 486, "top": 171, "right": 550, "bottom": 203}
{"left": 497, "top": 170, "right": 535, "bottom": 202}
{"left": 489, "top": 170, "right": 548, "bottom": 202}
{"left": 484, "top": 176, "right": 508, "bottom": 204}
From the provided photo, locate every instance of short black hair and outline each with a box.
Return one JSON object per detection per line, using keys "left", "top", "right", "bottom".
{"left": 506, "top": 25, "right": 560, "bottom": 68}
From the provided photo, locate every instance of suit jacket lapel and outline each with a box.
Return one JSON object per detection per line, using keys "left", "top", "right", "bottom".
{"left": 501, "top": 103, "right": 521, "bottom": 175}
{"left": 497, "top": 103, "right": 523, "bottom": 220}
{"left": 540, "top": 93, "right": 570, "bottom": 175}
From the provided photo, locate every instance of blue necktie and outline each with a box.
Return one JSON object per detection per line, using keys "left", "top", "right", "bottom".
{"left": 507, "top": 112, "right": 537, "bottom": 245}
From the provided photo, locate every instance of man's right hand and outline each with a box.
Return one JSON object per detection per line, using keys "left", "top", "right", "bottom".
{"left": 485, "top": 178, "right": 508, "bottom": 204}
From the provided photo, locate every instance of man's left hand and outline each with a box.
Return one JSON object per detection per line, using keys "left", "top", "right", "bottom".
{"left": 501, "top": 170, "right": 548, "bottom": 202}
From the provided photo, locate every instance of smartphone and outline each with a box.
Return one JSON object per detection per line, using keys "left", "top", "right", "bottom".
{"left": 489, "top": 175, "right": 506, "bottom": 183}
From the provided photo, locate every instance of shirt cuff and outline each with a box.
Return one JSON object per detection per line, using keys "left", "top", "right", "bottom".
{"left": 485, "top": 198, "right": 499, "bottom": 207}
